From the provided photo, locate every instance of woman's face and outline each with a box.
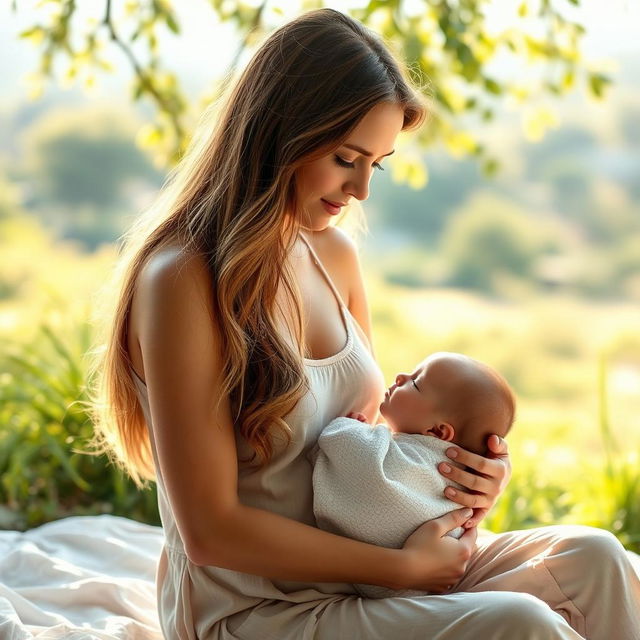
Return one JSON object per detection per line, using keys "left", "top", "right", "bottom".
{"left": 294, "top": 101, "right": 405, "bottom": 231}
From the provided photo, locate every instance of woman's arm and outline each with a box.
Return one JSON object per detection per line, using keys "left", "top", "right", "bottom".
{"left": 195, "top": 500, "right": 473, "bottom": 592}
{"left": 437, "top": 436, "right": 512, "bottom": 528}
{"left": 134, "top": 246, "right": 474, "bottom": 591}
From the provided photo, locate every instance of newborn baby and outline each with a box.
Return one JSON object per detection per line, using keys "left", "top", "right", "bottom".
{"left": 307, "top": 351, "right": 516, "bottom": 598}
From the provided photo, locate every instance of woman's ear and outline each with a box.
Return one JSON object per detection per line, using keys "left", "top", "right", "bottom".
{"left": 425, "top": 422, "right": 455, "bottom": 441}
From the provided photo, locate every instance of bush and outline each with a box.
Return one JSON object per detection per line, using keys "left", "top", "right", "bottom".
{"left": 440, "top": 192, "right": 550, "bottom": 294}
{"left": 0, "top": 322, "right": 159, "bottom": 530}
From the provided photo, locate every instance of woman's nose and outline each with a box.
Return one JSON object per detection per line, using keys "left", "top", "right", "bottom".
{"left": 395, "top": 373, "right": 410, "bottom": 386}
{"left": 345, "top": 172, "right": 371, "bottom": 201}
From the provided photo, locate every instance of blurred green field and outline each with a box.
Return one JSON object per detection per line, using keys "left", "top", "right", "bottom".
{"left": 1, "top": 217, "right": 639, "bottom": 549}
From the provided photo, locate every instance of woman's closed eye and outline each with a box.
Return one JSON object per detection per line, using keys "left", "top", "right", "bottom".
{"left": 334, "top": 155, "right": 385, "bottom": 171}
{"left": 411, "top": 379, "right": 420, "bottom": 392}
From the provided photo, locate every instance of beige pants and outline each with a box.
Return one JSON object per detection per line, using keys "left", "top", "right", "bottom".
{"left": 310, "top": 525, "right": 640, "bottom": 639}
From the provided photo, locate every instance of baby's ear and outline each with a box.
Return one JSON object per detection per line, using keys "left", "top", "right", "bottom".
{"left": 425, "top": 422, "right": 455, "bottom": 441}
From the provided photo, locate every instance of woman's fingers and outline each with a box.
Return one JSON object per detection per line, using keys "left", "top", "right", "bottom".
{"left": 442, "top": 486, "right": 491, "bottom": 509}
{"left": 486, "top": 435, "right": 512, "bottom": 486}
{"left": 463, "top": 508, "right": 487, "bottom": 528}
{"left": 437, "top": 438, "right": 512, "bottom": 517}
{"left": 444, "top": 445, "right": 508, "bottom": 479}
{"left": 439, "top": 461, "right": 493, "bottom": 494}
{"left": 486, "top": 434, "right": 509, "bottom": 458}
{"left": 458, "top": 523, "right": 478, "bottom": 545}
{"left": 435, "top": 507, "right": 474, "bottom": 536}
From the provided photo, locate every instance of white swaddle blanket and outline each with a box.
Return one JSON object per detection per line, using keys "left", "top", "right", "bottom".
{"left": 308, "top": 417, "right": 465, "bottom": 599}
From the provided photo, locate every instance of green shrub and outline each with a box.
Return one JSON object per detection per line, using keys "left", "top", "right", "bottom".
{"left": 0, "top": 322, "right": 159, "bottom": 530}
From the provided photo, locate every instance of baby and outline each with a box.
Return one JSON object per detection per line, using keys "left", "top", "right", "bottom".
{"left": 307, "top": 351, "right": 516, "bottom": 599}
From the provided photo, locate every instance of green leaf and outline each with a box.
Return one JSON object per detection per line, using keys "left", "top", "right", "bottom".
{"left": 41, "top": 428, "right": 91, "bottom": 491}
{"left": 484, "top": 77, "right": 502, "bottom": 95}
{"left": 588, "top": 72, "right": 611, "bottom": 99}
{"left": 19, "top": 26, "right": 44, "bottom": 41}
{"left": 482, "top": 158, "right": 500, "bottom": 176}
{"left": 165, "top": 12, "right": 180, "bottom": 34}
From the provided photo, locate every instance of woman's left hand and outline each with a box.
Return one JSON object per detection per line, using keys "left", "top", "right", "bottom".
{"left": 437, "top": 435, "right": 511, "bottom": 528}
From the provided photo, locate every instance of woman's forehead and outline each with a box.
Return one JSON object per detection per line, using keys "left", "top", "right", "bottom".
{"left": 345, "top": 102, "right": 404, "bottom": 153}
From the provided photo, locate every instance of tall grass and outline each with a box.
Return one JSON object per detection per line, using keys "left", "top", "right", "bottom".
{"left": 484, "top": 355, "right": 640, "bottom": 552}
{"left": 0, "top": 322, "right": 159, "bottom": 530}
{"left": 565, "top": 357, "right": 640, "bottom": 550}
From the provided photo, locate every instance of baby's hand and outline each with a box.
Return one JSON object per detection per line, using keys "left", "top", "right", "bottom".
{"left": 346, "top": 412, "right": 367, "bottom": 423}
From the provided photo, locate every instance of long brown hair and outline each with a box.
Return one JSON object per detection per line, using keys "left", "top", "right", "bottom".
{"left": 89, "top": 8, "right": 427, "bottom": 487}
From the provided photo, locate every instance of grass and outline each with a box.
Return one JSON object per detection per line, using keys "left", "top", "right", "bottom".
{"left": 0, "top": 321, "right": 159, "bottom": 529}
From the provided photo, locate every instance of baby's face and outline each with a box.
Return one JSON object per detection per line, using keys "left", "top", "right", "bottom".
{"left": 380, "top": 353, "right": 514, "bottom": 454}
{"left": 379, "top": 361, "right": 441, "bottom": 434}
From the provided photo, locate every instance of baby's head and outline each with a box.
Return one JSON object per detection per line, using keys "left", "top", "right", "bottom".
{"left": 379, "top": 352, "right": 516, "bottom": 455}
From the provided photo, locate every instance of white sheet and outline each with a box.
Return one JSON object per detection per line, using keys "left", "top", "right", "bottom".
{"left": 0, "top": 514, "right": 164, "bottom": 640}
{"left": 0, "top": 514, "right": 638, "bottom": 639}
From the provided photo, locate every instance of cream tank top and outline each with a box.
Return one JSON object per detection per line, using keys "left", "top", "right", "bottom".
{"left": 131, "top": 235, "right": 387, "bottom": 639}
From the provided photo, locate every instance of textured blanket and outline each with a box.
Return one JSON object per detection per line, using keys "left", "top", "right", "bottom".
{"left": 308, "top": 417, "right": 466, "bottom": 599}
{"left": 0, "top": 514, "right": 163, "bottom": 640}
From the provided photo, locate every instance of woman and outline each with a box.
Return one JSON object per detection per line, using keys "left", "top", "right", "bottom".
{"left": 92, "top": 8, "right": 640, "bottom": 639}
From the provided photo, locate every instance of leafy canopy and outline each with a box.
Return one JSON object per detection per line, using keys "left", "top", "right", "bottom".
{"left": 13, "top": 0, "right": 610, "bottom": 180}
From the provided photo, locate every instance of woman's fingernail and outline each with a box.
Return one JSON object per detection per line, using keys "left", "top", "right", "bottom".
{"left": 447, "top": 448, "right": 458, "bottom": 458}
{"left": 463, "top": 509, "right": 473, "bottom": 518}
{"left": 445, "top": 487, "right": 457, "bottom": 498}
{"left": 441, "top": 463, "right": 451, "bottom": 473}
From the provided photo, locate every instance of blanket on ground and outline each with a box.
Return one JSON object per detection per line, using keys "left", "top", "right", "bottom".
{"left": 0, "top": 514, "right": 163, "bottom": 640}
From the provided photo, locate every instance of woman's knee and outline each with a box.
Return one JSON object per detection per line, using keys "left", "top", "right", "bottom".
{"left": 478, "top": 592, "right": 577, "bottom": 639}
{"left": 553, "top": 525, "right": 627, "bottom": 571}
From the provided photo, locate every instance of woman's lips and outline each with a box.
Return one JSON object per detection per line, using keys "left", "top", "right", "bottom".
{"left": 321, "top": 198, "right": 343, "bottom": 215}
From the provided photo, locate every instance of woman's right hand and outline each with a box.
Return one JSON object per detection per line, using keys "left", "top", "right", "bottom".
{"left": 400, "top": 508, "right": 477, "bottom": 593}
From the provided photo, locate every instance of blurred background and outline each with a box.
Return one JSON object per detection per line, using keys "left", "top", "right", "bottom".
{"left": 1, "top": 0, "right": 638, "bottom": 549}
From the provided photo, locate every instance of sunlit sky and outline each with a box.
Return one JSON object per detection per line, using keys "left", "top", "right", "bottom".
{"left": 1, "top": 0, "right": 639, "bottom": 103}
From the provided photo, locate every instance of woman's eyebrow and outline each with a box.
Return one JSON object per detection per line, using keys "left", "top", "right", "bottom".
{"left": 343, "top": 143, "right": 395, "bottom": 158}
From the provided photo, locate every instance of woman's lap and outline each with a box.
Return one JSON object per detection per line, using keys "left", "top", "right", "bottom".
{"left": 313, "top": 589, "right": 582, "bottom": 640}
{"left": 315, "top": 524, "right": 639, "bottom": 640}
{"left": 450, "top": 524, "right": 639, "bottom": 640}
{"left": 231, "top": 525, "right": 639, "bottom": 640}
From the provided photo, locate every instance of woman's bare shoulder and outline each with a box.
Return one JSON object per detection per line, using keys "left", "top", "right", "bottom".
{"left": 129, "top": 244, "right": 215, "bottom": 377}
{"left": 318, "top": 225, "right": 357, "bottom": 253}
{"left": 313, "top": 226, "right": 360, "bottom": 272}
{"left": 138, "top": 243, "right": 211, "bottom": 295}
